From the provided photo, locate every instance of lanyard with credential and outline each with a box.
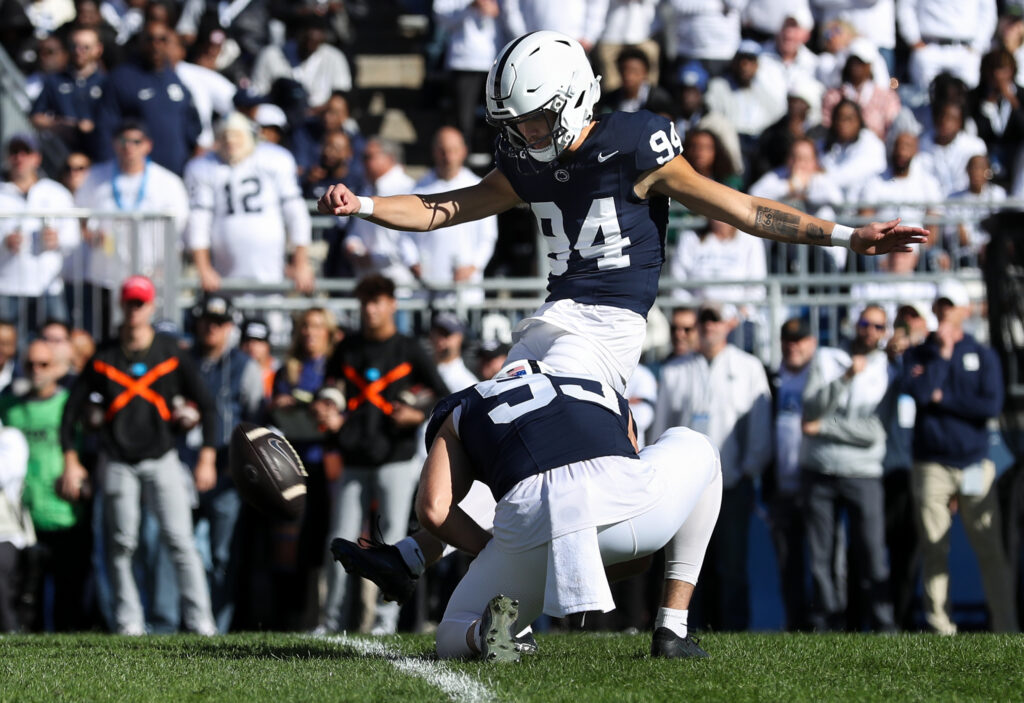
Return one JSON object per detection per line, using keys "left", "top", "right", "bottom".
{"left": 111, "top": 159, "right": 149, "bottom": 211}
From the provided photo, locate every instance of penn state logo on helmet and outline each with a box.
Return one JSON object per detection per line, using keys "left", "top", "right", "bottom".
{"left": 485, "top": 31, "right": 601, "bottom": 164}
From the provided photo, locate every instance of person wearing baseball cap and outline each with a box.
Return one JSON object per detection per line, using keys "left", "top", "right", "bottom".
{"left": 0, "top": 130, "right": 77, "bottom": 329}
{"left": 429, "top": 311, "right": 477, "bottom": 392}
{"left": 903, "top": 277, "right": 1018, "bottom": 634}
{"left": 239, "top": 318, "right": 277, "bottom": 398}
{"left": 58, "top": 273, "right": 219, "bottom": 635}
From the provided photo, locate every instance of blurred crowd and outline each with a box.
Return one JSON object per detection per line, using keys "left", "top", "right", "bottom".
{"left": 0, "top": 0, "right": 1023, "bottom": 636}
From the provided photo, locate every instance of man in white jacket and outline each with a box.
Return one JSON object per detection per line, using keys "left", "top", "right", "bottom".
{"left": 651, "top": 301, "right": 771, "bottom": 631}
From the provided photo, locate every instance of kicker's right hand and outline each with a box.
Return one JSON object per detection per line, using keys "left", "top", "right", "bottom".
{"left": 317, "top": 183, "right": 362, "bottom": 216}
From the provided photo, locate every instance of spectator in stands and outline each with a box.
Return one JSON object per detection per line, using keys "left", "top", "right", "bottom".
{"left": 819, "top": 98, "right": 887, "bottom": 203}
{"left": 811, "top": 0, "right": 896, "bottom": 78}
{"left": 39, "top": 318, "right": 74, "bottom": 386}
{"left": 650, "top": 301, "right": 771, "bottom": 631}
{"left": 411, "top": 127, "right": 497, "bottom": 308}
{"left": 433, "top": 0, "right": 503, "bottom": 147}
{"left": 682, "top": 128, "right": 743, "bottom": 191}
{"left": 815, "top": 21, "right": 892, "bottom": 92}
{"left": 897, "top": 0, "right": 997, "bottom": 90}
{"left": 185, "top": 112, "right": 314, "bottom": 294}
{"left": 0, "top": 419, "right": 29, "bottom": 633}
{"left": 663, "top": 0, "right": 743, "bottom": 79}
{"left": 668, "top": 306, "right": 699, "bottom": 360}
{"left": 302, "top": 129, "right": 362, "bottom": 201}
{"left": 903, "top": 279, "right": 1019, "bottom": 634}
{"left": 24, "top": 34, "right": 69, "bottom": 102}
{"left": 851, "top": 245, "right": 938, "bottom": 326}
{"left": 299, "top": 91, "right": 366, "bottom": 181}
{"left": 503, "top": 0, "right": 608, "bottom": 54}
{"left": 253, "top": 103, "right": 289, "bottom": 150}
{"left": 801, "top": 304, "right": 897, "bottom": 632}
{"left": 597, "top": 0, "right": 661, "bottom": 92}
{"left": 759, "top": 14, "right": 819, "bottom": 90}
{"left": 68, "top": 327, "right": 94, "bottom": 374}
{"left": 917, "top": 98, "right": 990, "bottom": 200}
{"left": 428, "top": 312, "right": 478, "bottom": 393}
{"left": 705, "top": 40, "right": 788, "bottom": 176}
{"left": 343, "top": 138, "right": 419, "bottom": 298}
{"left": 0, "top": 132, "right": 77, "bottom": 329}
{"left": 322, "top": 274, "right": 450, "bottom": 634}
{"left": 821, "top": 39, "right": 900, "bottom": 142}
{"left": 742, "top": 0, "right": 812, "bottom": 43}
{"left": 70, "top": 120, "right": 189, "bottom": 337}
{"left": 30, "top": 26, "right": 110, "bottom": 161}
{"left": 881, "top": 302, "right": 929, "bottom": 630}
{"left": 175, "top": 0, "right": 269, "bottom": 68}
{"left": 669, "top": 220, "right": 767, "bottom": 310}
{"left": 857, "top": 130, "right": 945, "bottom": 271}
{"left": 183, "top": 294, "right": 263, "bottom": 632}
{"left": 673, "top": 60, "right": 711, "bottom": 140}
{"left": 749, "top": 137, "right": 843, "bottom": 216}
{"left": 97, "top": 21, "right": 202, "bottom": 175}
{"left": 58, "top": 152, "right": 91, "bottom": 196}
{"left": 58, "top": 275, "right": 218, "bottom": 636}
{"left": 946, "top": 154, "right": 1004, "bottom": 268}
{"left": 239, "top": 318, "right": 277, "bottom": 400}
{"left": 166, "top": 31, "right": 236, "bottom": 152}
{"left": 475, "top": 339, "right": 509, "bottom": 380}
{"left": 0, "top": 322, "right": 17, "bottom": 394}
{"left": 250, "top": 17, "right": 352, "bottom": 112}
{"left": 258, "top": 306, "right": 337, "bottom": 630}
{"left": 969, "top": 49, "right": 1024, "bottom": 190}
{"left": 749, "top": 137, "right": 845, "bottom": 274}
{"left": 598, "top": 46, "right": 673, "bottom": 116}
{"left": 767, "top": 317, "right": 825, "bottom": 631}
{"left": 753, "top": 76, "right": 825, "bottom": 179}
{"left": 0, "top": 338, "right": 91, "bottom": 631}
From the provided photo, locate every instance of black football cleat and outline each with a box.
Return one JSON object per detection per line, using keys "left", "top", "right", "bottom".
{"left": 513, "top": 630, "right": 539, "bottom": 655}
{"left": 650, "top": 627, "right": 710, "bottom": 659}
{"left": 479, "top": 595, "right": 521, "bottom": 663}
{"left": 330, "top": 537, "right": 418, "bottom": 605}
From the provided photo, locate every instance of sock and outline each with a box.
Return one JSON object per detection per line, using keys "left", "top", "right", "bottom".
{"left": 396, "top": 537, "right": 426, "bottom": 576}
{"left": 655, "top": 607, "right": 688, "bottom": 638}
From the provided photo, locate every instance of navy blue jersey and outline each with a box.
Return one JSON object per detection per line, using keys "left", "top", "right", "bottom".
{"left": 496, "top": 110, "right": 684, "bottom": 316}
{"left": 426, "top": 371, "right": 636, "bottom": 501}
{"left": 31, "top": 70, "right": 110, "bottom": 160}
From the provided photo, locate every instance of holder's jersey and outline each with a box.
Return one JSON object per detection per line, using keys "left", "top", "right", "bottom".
{"left": 496, "top": 110, "right": 684, "bottom": 316}
{"left": 425, "top": 371, "right": 636, "bottom": 501}
{"left": 184, "top": 144, "right": 309, "bottom": 281}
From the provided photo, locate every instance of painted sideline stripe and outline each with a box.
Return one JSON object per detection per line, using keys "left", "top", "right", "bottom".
{"left": 320, "top": 634, "right": 496, "bottom": 703}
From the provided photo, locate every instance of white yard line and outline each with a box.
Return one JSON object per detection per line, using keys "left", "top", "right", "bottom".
{"left": 320, "top": 634, "right": 498, "bottom": 703}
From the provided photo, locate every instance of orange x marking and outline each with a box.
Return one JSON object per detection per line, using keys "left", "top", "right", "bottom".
{"left": 344, "top": 362, "right": 412, "bottom": 415}
{"left": 94, "top": 357, "right": 179, "bottom": 421}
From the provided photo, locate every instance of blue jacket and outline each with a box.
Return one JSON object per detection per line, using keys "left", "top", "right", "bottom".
{"left": 902, "top": 332, "right": 1003, "bottom": 467}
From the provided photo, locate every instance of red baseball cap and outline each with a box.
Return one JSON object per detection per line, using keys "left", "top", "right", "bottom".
{"left": 121, "top": 275, "right": 156, "bottom": 303}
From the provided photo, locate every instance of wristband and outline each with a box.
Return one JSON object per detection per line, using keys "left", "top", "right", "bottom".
{"left": 830, "top": 224, "right": 854, "bottom": 249}
{"left": 353, "top": 196, "right": 375, "bottom": 219}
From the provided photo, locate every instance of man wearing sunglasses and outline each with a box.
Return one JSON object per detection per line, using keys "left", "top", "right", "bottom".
{"left": 800, "top": 303, "right": 896, "bottom": 632}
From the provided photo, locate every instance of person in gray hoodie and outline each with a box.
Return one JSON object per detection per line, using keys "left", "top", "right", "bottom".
{"left": 800, "top": 303, "right": 897, "bottom": 632}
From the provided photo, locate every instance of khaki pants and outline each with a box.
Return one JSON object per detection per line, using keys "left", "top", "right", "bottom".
{"left": 912, "top": 460, "right": 1018, "bottom": 633}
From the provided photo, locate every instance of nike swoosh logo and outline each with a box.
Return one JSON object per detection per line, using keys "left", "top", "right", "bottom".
{"left": 597, "top": 150, "right": 619, "bottom": 163}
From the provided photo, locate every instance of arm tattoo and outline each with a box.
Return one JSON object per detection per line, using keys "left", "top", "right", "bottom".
{"left": 754, "top": 206, "right": 800, "bottom": 239}
{"left": 806, "top": 223, "right": 828, "bottom": 243}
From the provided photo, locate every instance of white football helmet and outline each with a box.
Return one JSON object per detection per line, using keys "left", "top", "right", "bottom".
{"left": 485, "top": 31, "right": 601, "bottom": 163}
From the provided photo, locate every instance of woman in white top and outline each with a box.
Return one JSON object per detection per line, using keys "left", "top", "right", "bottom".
{"left": 819, "top": 98, "right": 887, "bottom": 202}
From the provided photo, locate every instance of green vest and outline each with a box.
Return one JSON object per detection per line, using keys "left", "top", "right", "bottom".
{"left": 0, "top": 390, "right": 81, "bottom": 531}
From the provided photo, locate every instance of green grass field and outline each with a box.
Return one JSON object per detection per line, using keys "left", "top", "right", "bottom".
{"left": 1, "top": 631, "right": 1021, "bottom": 703}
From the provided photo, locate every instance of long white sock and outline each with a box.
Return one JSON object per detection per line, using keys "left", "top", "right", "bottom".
{"left": 395, "top": 537, "right": 426, "bottom": 576}
{"left": 655, "top": 607, "right": 688, "bottom": 638}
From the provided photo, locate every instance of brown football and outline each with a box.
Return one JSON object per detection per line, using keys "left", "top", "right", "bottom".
{"left": 229, "top": 422, "right": 307, "bottom": 520}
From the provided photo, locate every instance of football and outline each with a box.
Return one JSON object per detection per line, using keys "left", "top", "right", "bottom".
{"left": 229, "top": 422, "right": 308, "bottom": 520}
